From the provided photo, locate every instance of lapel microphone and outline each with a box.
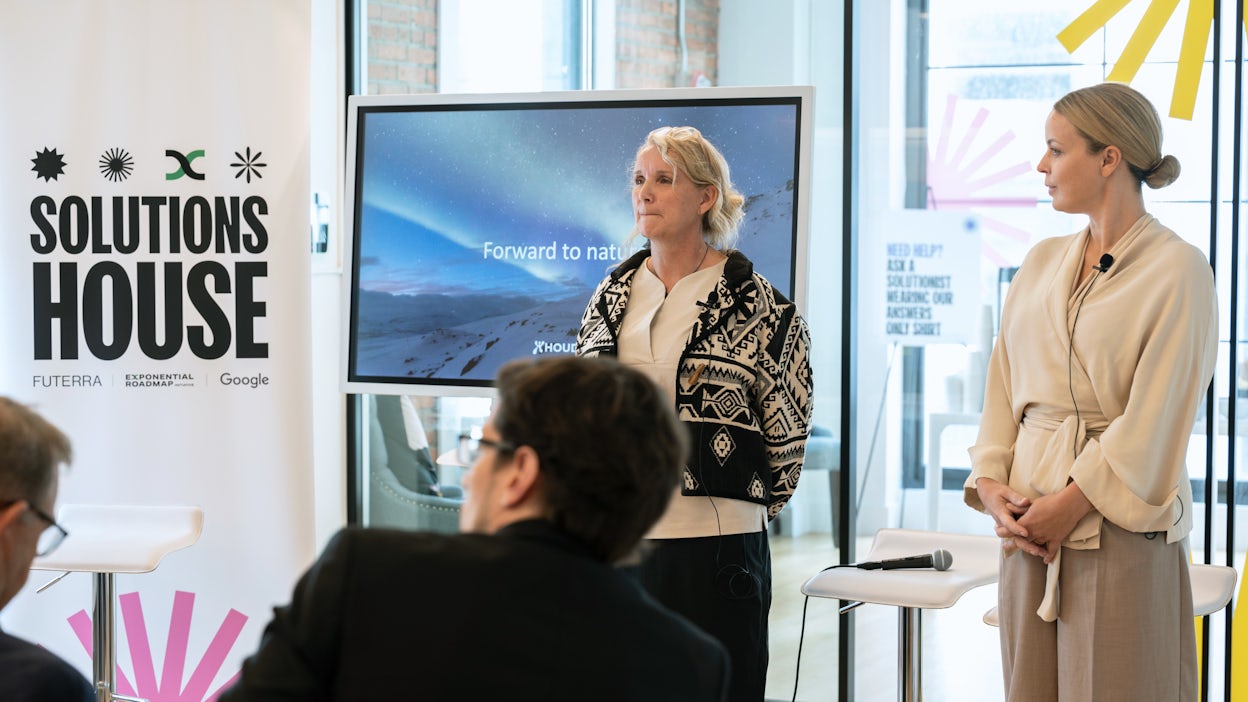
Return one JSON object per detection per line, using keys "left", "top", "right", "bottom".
{"left": 1068, "top": 251, "right": 1114, "bottom": 460}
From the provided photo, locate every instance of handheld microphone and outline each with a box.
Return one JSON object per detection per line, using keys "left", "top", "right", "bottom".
{"left": 1094, "top": 253, "right": 1114, "bottom": 272}
{"left": 855, "top": 549, "right": 952, "bottom": 571}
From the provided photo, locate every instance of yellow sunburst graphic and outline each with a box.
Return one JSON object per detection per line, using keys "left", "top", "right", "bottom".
{"left": 1058, "top": 0, "right": 1216, "bottom": 120}
{"left": 1235, "top": 554, "right": 1248, "bottom": 701}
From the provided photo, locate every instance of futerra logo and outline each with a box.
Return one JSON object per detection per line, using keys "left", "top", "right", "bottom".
{"left": 25, "top": 143, "right": 272, "bottom": 363}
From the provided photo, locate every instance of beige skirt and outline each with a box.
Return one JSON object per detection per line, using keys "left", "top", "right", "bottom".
{"left": 997, "top": 520, "right": 1195, "bottom": 702}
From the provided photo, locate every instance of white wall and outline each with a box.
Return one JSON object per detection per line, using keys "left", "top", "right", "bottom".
{"left": 309, "top": 0, "right": 348, "bottom": 552}
{"left": 718, "top": 0, "right": 807, "bottom": 86}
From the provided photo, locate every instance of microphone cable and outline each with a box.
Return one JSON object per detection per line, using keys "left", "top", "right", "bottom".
{"left": 693, "top": 418, "right": 729, "bottom": 594}
{"left": 790, "top": 594, "right": 811, "bottom": 702}
{"left": 690, "top": 375, "right": 759, "bottom": 602}
{"left": 1067, "top": 252, "right": 1113, "bottom": 459}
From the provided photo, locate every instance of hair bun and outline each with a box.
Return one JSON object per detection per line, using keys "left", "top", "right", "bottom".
{"left": 1145, "top": 154, "right": 1180, "bottom": 189}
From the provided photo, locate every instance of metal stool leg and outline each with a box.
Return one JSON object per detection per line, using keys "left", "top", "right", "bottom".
{"left": 91, "top": 572, "right": 146, "bottom": 702}
{"left": 898, "top": 607, "right": 922, "bottom": 702}
{"left": 92, "top": 572, "right": 113, "bottom": 702}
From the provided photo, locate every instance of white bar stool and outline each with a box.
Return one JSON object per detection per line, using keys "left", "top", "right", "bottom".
{"left": 32, "top": 505, "right": 204, "bottom": 702}
{"left": 982, "top": 561, "right": 1238, "bottom": 625}
{"left": 1189, "top": 563, "right": 1238, "bottom": 616}
{"left": 802, "top": 528, "right": 1000, "bottom": 701}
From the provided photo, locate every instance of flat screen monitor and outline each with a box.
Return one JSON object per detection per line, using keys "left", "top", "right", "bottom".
{"left": 342, "top": 85, "right": 813, "bottom": 395}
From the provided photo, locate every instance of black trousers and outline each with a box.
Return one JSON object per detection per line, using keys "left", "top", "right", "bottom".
{"left": 634, "top": 532, "right": 772, "bottom": 702}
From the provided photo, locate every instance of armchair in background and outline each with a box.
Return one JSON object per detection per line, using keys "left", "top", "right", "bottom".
{"left": 367, "top": 395, "right": 462, "bottom": 534}
{"left": 774, "top": 424, "right": 840, "bottom": 541}
{"left": 804, "top": 424, "right": 841, "bottom": 543}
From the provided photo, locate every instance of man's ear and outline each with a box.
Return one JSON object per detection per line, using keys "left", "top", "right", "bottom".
{"left": 0, "top": 501, "right": 26, "bottom": 534}
{"left": 498, "top": 446, "right": 542, "bottom": 509}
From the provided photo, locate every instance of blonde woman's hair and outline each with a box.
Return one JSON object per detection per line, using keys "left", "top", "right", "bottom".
{"left": 1054, "top": 82, "right": 1180, "bottom": 189}
{"left": 629, "top": 126, "right": 745, "bottom": 249}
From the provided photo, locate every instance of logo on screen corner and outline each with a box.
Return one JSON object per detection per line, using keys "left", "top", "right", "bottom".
{"left": 532, "top": 340, "right": 576, "bottom": 355}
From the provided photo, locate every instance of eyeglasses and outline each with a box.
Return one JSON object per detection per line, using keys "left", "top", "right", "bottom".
{"left": 29, "top": 505, "right": 68, "bottom": 557}
{"left": 0, "top": 501, "right": 69, "bottom": 557}
{"left": 456, "top": 433, "right": 516, "bottom": 465}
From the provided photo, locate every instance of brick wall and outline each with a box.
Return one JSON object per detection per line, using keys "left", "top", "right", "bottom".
{"left": 614, "top": 0, "right": 719, "bottom": 89}
{"left": 367, "top": 0, "right": 438, "bottom": 94}
{"left": 362, "top": 1, "right": 719, "bottom": 94}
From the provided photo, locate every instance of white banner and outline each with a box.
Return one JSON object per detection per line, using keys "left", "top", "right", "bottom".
{"left": 0, "top": 2, "right": 314, "bottom": 699}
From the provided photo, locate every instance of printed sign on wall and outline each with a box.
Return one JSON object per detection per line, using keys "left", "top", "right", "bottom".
{"left": 0, "top": 2, "right": 314, "bottom": 698}
{"left": 879, "top": 210, "right": 981, "bottom": 346}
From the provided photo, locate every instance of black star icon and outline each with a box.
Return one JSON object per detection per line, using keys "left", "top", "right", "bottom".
{"left": 31, "top": 147, "right": 67, "bottom": 182}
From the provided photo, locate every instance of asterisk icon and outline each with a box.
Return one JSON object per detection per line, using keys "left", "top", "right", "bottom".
{"left": 230, "top": 147, "right": 266, "bottom": 183}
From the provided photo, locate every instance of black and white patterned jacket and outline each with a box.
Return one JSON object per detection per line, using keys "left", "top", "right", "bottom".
{"left": 576, "top": 248, "right": 813, "bottom": 519}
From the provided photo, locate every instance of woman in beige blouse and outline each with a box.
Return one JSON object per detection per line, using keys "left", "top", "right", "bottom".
{"left": 966, "top": 83, "right": 1217, "bottom": 701}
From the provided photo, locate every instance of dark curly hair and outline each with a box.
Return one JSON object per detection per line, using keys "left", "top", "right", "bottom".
{"left": 491, "top": 356, "right": 686, "bottom": 563}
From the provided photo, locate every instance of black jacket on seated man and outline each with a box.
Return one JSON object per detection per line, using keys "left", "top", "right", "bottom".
{"left": 220, "top": 521, "right": 729, "bottom": 701}
{"left": 222, "top": 356, "right": 729, "bottom": 702}
{"left": 0, "top": 627, "right": 93, "bottom": 701}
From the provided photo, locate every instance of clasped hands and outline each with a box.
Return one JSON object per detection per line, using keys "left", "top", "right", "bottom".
{"left": 974, "top": 477, "right": 1093, "bottom": 564}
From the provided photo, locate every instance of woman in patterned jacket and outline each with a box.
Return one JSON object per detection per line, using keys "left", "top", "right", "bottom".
{"left": 576, "top": 125, "right": 813, "bottom": 701}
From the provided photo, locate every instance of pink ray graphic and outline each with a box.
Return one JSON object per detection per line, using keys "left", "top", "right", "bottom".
{"left": 926, "top": 93, "right": 1040, "bottom": 260}
{"left": 68, "top": 590, "right": 248, "bottom": 702}
{"left": 68, "top": 610, "right": 138, "bottom": 696}
{"left": 927, "top": 93, "right": 1038, "bottom": 210}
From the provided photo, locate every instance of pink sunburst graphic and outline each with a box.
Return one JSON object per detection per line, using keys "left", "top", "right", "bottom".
{"left": 67, "top": 590, "right": 248, "bottom": 702}
{"left": 926, "top": 93, "right": 1039, "bottom": 268}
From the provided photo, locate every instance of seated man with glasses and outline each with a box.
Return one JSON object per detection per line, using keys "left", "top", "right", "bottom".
{"left": 222, "top": 356, "right": 729, "bottom": 701}
{"left": 0, "top": 397, "right": 93, "bottom": 701}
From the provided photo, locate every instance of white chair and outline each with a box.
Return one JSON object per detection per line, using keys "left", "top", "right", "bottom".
{"left": 32, "top": 505, "right": 204, "bottom": 702}
{"left": 982, "top": 562, "right": 1238, "bottom": 626}
{"left": 1189, "top": 563, "right": 1238, "bottom": 615}
{"left": 801, "top": 528, "right": 1000, "bottom": 702}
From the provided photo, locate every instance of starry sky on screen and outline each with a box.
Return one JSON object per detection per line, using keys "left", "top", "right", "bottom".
{"left": 355, "top": 101, "right": 799, "bottom": 299}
